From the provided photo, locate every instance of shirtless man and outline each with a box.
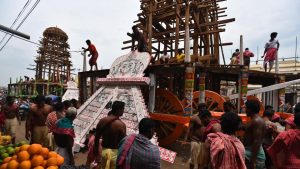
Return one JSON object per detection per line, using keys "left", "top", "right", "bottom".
{"left": 244, "top": 100, "right": 266, "bottom": 169}
{"left": 185, "top": 103, "right": 207, "bottom": 169}
{"left": 94, "top": 101, "right": 126, "bottom": 169}
{"left": 26, "top": 95, "right": 52, "bottom": 146}
{"left": 127, "top": 26, "right": 147, "bottom": 52}
{"left": 2, "top": 96, "right": 20, "bottom": 144}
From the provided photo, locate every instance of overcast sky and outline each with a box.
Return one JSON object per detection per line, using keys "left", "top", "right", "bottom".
{"left": 0, "top": 0, "right": 299, "bottom": 86}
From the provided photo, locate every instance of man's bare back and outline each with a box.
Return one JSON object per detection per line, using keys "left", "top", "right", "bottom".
{"left": 244, "top": 115, "right": 266, "bottom": 147}
{"left": 29, "top": 104, "right": 52, "bottom": 126}
{"left": 244, "top": 114, "right": 266, "bottom": 169}
{"left": 98, "top": 115, "right": 126, "bottom": 149}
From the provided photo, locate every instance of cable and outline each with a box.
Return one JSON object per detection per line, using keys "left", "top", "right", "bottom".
{"left": 0, "top": 29, "right": 39, "bottom": 46}
{"left": 0, "top": 0, "right": 40, "bottom": 52}
{"left": 0, "top": 0, "right": 32, "bottom": 45}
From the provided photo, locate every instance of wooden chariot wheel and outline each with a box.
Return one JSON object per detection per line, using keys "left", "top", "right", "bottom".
{"left": 187, "top": 90, "right": 225, "bottom": 113}
{"left": 149, "top": 89, "right": 187, "bottom": 146}
{"left": 150, "top": 89, "right": 226, "bottom": 146}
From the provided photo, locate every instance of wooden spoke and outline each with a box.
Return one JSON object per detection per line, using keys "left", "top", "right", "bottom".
{"left": 151, "top": 89, "right": 185, "bottom": 146}
{"left": 152, "top": 90, "right": 226, "bottom": 146}
{"left": 183, "top": 90, "right": 225, "bottom": 114}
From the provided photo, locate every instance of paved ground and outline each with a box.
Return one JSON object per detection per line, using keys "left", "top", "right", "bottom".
{"left": 15, "top": 121, "right": 190, "bottom": 168}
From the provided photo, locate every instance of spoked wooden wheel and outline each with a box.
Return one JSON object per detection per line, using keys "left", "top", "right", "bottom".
{"left": 149, "top": 89, "right": 188, "bottom": 146}
{"left": 182, "top": 90, "right": 225, "bottom": 114}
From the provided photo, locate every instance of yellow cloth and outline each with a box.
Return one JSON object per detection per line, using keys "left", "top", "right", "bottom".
{"left": 47, "top": 132, "right": 56, "bottom": 151}
{"left": 5, "top": 117, "right": 18, "bottom": 137}
{"left": 176, "top": 53, "right": 185, "bottom": 62}
{"left": 101, "top": 147, "right": 118, "bottom": 169}
{"left": 32, "top": 126, "right": 49, "bottom": 147}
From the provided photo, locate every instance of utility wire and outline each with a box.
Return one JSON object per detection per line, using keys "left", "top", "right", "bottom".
{"left": 0, "top": 0, "right": 40, "bottom": 52}
{"left": 0, "top": 0, "right": 32, "bottom": 45}
{"left": 0, "top": 29, "right": 40, "bottom": 46}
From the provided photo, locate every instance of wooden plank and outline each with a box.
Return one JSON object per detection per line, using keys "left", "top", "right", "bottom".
{"left": 212, "top": 1, "right": 219, "bottom": 64}
{"left": 149, "top": 113, "right": 190, "bottom": 125}
{"left": 153, "top": 11, "right": 176, "bottom": 22}
{"left": 152, "top": 29, "right": 225, "bottom": 42}
{"left": 197, "top": 18, "right": 235, "bottom": 27}
{"left": 229, "top": 79, "right": 300, "bottom": 100}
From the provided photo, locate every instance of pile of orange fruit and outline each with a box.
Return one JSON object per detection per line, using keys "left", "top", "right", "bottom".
{"left": 0, "top": 144, "right": 64, "bottom": 169}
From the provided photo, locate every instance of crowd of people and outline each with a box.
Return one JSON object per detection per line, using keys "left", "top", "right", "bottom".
{"left": 0, "top": 96, "right": 161, "bottom": 169}
{"left": 1, "top": 93, "right": 300, "bottom": 169}
{"left": 186, "top": 100, "right": 300, "bottom": 169}
{"left": 0, "top": 95, "right": 81, "bottom": 166}
{"left": 89, "top": 101, "right": 160, "bottom": 169}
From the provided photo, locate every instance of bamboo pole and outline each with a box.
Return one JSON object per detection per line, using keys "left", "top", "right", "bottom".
{"left": 184, "top": 2, "right": 191, "bottom": 63}
{"left": 239, "top": 35, "right": 244, "bottom": 65}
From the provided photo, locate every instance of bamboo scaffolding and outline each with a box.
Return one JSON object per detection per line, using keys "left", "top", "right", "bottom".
{"left": 123, "top": 0, "right": 234, "bottom": 65}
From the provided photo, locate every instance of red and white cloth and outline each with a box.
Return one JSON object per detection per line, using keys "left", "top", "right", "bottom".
{"left": 207, "top": 132, "right": 246, "bottom": 169}
{"left": 264, "top": 39, "right": 279, "bottom": 62}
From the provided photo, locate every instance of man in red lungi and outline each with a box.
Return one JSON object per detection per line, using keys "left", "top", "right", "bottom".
{"left": 84, "top": 40, "right": 99, "bottom": 71}
{"left": 262, "top": 32, "right": 280, "bottom": 72}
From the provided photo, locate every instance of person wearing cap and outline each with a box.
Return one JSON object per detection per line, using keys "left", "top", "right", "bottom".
{"left": 262, "top": 32, "right": 280, "bottom": 72}
{"left": 53, "top": 107, "right": 77, "bottom": 165}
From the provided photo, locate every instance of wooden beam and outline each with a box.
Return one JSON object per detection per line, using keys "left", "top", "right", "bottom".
{"left": 198, "top": 18, "right": 235, "bottom": 27}
{"left": 150, "top": 29, "right": 225, "bottom": 43}
{"left": 148, "top": 0, "right": 153, "bottom": 54}
{"left": 175, "top": 0, "right": 181, "bottom": 55}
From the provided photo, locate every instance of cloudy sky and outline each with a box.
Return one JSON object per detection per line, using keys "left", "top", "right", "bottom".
{"left": 0, "top": 0, "right": 299, "bottom": 86}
